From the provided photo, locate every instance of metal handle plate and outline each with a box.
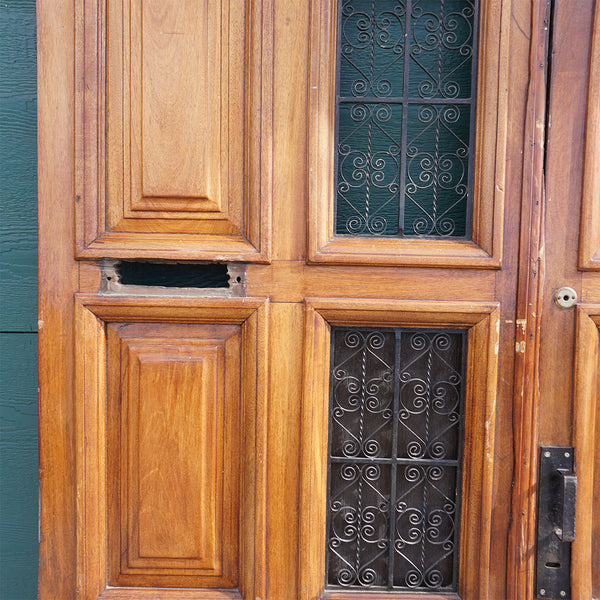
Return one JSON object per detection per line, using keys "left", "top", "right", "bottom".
{"left": 536, "top": 447, "right": 576, "bottom": 599}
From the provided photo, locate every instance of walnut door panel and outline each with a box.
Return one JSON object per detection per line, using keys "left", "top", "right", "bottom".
{"left": 75, "top": 0, "right": 273, "bottom": 261}
{"left": 75, "top": 296, "right": 269, "bottom": 600}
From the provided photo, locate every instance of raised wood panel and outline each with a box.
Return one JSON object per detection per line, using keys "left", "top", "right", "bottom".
{"left": 75, "top": 296, "right": 269, "bottom": 600}
{"left": 132, "top": 2, "right": 222, "bottom": 210}
{"left": 299, "top": 299, "right": 500, "bottom": 600}
{"left": 579, "top": 3, "right": 600, "bottom": 269}
{"left": 307, "top": 0, "right": 510, "bottom": 268}
{"left": 572, "top": 306, "right": 600, "bottom": 599}
{"left": 75, "top": 0, "right": 272, "bottom": 262}
{"left": 106, "top": 325, "right": 240, "bottom": 587}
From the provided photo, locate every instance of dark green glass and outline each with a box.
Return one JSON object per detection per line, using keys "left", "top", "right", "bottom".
{"left": 336, "top": 103, "right": 402, "bottom": 236}
{"left": 338, "top": 0, "right": 406, "bottom": 98}
{"left": 334, "top": 0, "right": 477, "bottom": 239}
{"left": 408, "top": 0, "right": 475, "bottom": 99}
{"left": 403, "top": 104, "right": 470, "bottom": 237}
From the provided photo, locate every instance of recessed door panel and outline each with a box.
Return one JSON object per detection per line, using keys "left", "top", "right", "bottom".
{"left": 580, "top": 12, "right": 600, "bottom": 270}
{"left": 74, "top": 296, "right": 269, "bottom": 599}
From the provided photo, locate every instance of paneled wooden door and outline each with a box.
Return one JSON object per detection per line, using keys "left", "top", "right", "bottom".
{"left": 37, "top": 1, "right": 598, "bottom": 600}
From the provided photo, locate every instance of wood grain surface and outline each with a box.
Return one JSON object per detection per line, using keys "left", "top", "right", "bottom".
{"left": 37, "top": 1, "right": 600, "bottom": 599}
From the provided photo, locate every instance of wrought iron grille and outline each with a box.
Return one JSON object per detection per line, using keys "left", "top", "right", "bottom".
{"left": 334, "top": 0, "right": 479, "bottom": 238}
{"left": 326, "top": 327, "right": 466, "bottom": 591}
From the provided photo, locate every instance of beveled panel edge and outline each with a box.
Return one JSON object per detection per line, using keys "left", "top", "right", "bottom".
{"left": 74, "top": 0, "right": 273, "bottom": 263}
{"left": 75, "top": 294, "right": 267, "bottom": 324}
{"left": 322, "top": 593, "right": 460, "bottom": 600}
{"left": 98, "top": 590, "right": 243, "bottom": 600}
{"left": 299, "top": 298, "right": 500, "bottom": 600}
{"left": 306, "top": 0, "right": 511, "bottom": 269}
{"left": 579, "top": 3, "right": 600, "bottom": 270}
{"left": 571, "top": 305, "right": 599, "bottom": 600}
{"left": 74, "top": 295, "right": 270, "bottom": 599}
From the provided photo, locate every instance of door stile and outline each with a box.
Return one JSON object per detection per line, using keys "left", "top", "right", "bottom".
{"left": 37, "top": 0, "right": 78, "bottom": 598}
{"left": 507, "top": 1, "right": 552, "bottom": 599}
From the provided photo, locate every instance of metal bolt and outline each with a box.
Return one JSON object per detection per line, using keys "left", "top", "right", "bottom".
{"left": 560, "top": 592, "right": 566, "bottom": 598}
{"left": 564, "top": 451, "right": 570, "bottom": 458}
{"left": 544, "top": 451, "right": 551, "bottom": 458}
{"left": 540, "top": 590, "right": 546, "bottom": 596}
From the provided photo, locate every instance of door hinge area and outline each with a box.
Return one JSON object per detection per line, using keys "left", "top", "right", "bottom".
{"left": 536, "top": 446, "right": 577, "bottom": 599}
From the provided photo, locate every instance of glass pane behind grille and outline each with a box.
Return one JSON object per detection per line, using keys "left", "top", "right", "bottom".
{"left": 335, "top": 0, "right": 478, "bottom": 238}
{"left": 326, "top": 327, "right": 466, "bottom": 591}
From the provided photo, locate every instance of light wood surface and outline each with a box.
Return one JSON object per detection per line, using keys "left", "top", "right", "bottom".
{"left": 74, "top": 297, "right": 268, "bottom": 599}
{"left": 75, "top": 0, "right": 273, "bottom": 262}
{"left": 38, "top": 1, "right": 599, "bottom": 599}
{"left": 580, "top": 2, "right": 600, "bottom": 269}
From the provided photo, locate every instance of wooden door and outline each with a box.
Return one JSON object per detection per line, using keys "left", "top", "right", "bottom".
{"left": 36, "top": 1, "right": 598, "bottom": 599}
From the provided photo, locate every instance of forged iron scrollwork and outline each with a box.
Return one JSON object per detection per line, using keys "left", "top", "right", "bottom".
{"left": 404, "top": 104, "right": 470, "bottom": 237}
{"left": 326, "top": 328, "right": 465, "bottom": 591}
{"left": 336, "top": 104, "right": 402, "bottom": 236}
{"left": 339, "top": 0, "right": 406, "bottom": 98}
{"left": 409, "top": 0, "right": 476, "bottom": 99}
{"left": 331, "top": 330, "right": 395, "bottom": 459}
{"left": 335, "top": 0, "right": 477, "bottom": 239}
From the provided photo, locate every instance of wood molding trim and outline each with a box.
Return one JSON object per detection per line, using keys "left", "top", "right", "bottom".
{"left": 571, "top": 305, "right": 600, "bottom": 599}
{"left": 299, "top": 298, "right": 500, "bottom": 600}
{"left": 579, "top": 1, "right": 600, "bottom": 270}
{"left": 74, "top": 295, "right": 269, "bottom": 600}
{"left": 507, "top": 1, "right": 550, "bottom": 598}
{"left": 306, "top": 0, "right": 511, "bottom": 268}
{"left": 75, "top": 0, "right": 273, "bottom": 262}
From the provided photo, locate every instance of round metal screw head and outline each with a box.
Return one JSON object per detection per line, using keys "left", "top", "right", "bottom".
{"left": 560, "top": 592, "right": 566, "bottom": 598}
{"left": 564, "top": 451, "right": 570, "bottom": 458}
{"left": 544, "top": 451, "right": 551, "bottom": 458}
{"left": 540, "top": 589, "right": 546, "bottom": 596}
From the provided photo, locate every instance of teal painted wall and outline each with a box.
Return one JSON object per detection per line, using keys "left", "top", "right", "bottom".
{"left": 0, "top": 1, "right": 39, "bottom": 599}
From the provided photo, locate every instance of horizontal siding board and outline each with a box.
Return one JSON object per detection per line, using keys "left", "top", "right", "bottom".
{"left": 0, "top": 333, "right": 38, "bottom": 600}
{"left": 0, "top": 2, "right": 39, "bottom": 600}
{"left": 0, "top": 0, "right": 37, "bottom": 333}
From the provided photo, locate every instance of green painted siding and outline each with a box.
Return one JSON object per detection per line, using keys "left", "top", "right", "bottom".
{"left": 0, "top": 1, "right": 39, "bottom": 599}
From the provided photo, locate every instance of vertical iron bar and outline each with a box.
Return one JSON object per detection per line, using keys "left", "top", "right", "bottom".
{"left": 387, "top": 329, "right": 402, "bottom": 587}
{"left": 398, "top": 0, "right": 412, "bottom": 235}
{"left": 333, "top": 0, "right": 344, "bottom": 235}
{"left": 451, "top": 330, "right": 468, "bottom": 590}
{"left": 324, "top": 328, "right": 337, "bottom": 586}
